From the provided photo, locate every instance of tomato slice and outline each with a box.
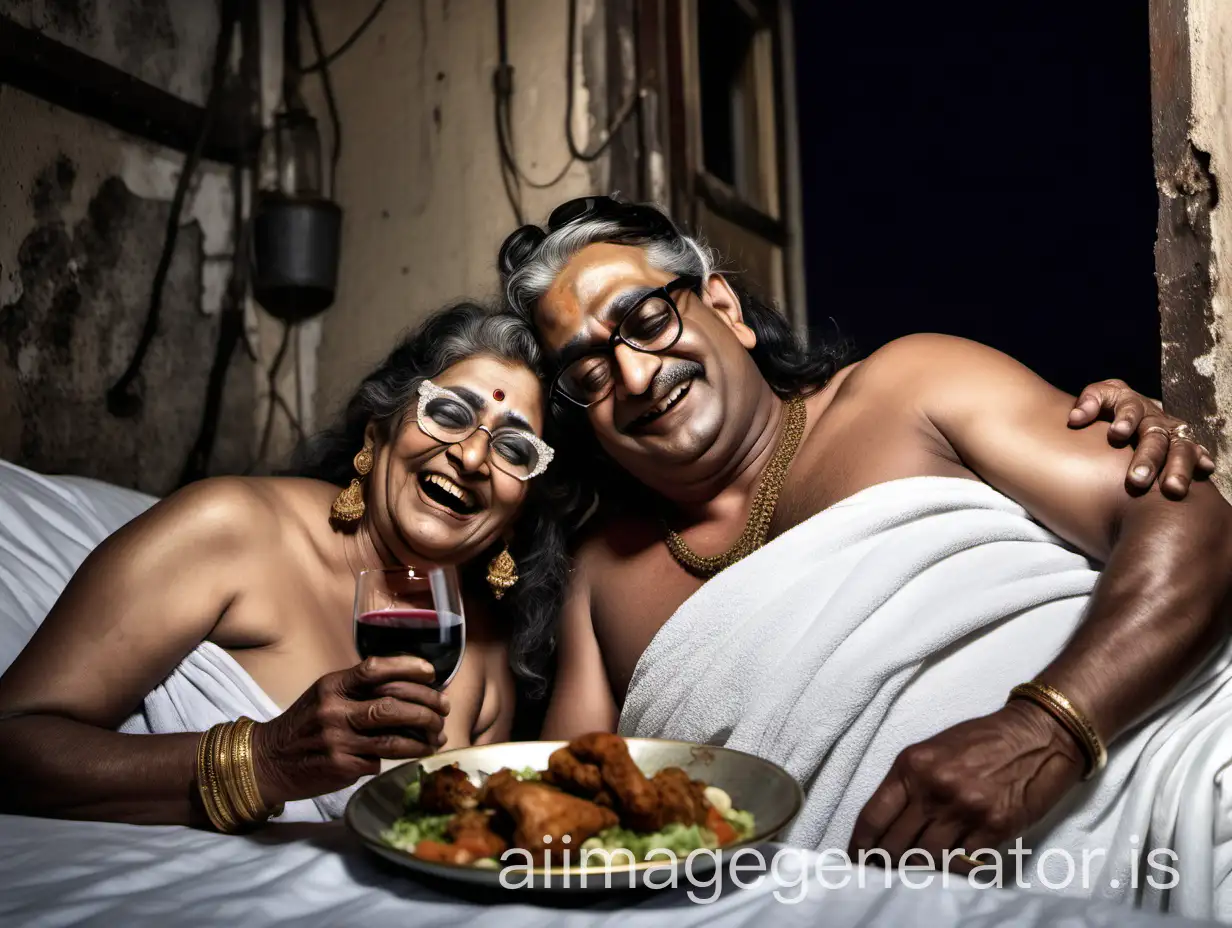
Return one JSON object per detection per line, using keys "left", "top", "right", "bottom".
{"left": 413, "top": 840, "right": 475, "bottom": 865}
{"left": 706, "top": 806, "right": 738, "bottom": 846}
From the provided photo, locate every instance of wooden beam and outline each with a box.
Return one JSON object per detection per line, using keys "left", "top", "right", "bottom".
{"left": 602, "top": 0, "right": 642, "bottom": 201}
{"left": 694, "top": 170, "right": 788, "bottom": 246}
{"left": 1149, "top": 0, "right": 1220, "bottom": 441}
{"left": 0, "top": 14, "right": 255, "bottom": 166}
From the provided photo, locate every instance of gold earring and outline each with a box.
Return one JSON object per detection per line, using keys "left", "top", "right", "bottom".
{"left": 487, "top": 545, "right": 518, "bottom": 600}
{"left": 331, "top": 443, "right": 374, "bottom": 522}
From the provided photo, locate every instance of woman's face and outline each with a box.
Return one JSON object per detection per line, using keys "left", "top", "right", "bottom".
{"left": 365, "top": 354, "right": 545, "bottom": 566}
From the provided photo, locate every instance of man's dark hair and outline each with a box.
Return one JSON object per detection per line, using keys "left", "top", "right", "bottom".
{"left": 496, "top": 199, "right": 853, "bottom": 512}
{"left": 497, "top": 198, "right": 851, "bottom": 402}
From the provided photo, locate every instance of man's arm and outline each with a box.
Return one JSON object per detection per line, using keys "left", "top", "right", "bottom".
{"left": 848, "top": 334, "right": 1232, "bottom": 864}
{"left": 540, "top": 553, "right": 619, "bottom": 739}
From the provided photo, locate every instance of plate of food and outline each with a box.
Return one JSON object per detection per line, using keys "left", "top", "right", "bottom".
{"left": 344, "top": 733, "right": 804, "bottom": 890}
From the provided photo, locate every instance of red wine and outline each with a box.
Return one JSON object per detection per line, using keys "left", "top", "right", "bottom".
{"left": 355, "top": 609, "right": 463, "bottom": 688}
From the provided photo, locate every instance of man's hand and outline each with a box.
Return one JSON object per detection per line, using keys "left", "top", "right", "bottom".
{"left": 848, "top": 701, "right": 1085, "bottom": 869}
{"left": 1069, "top": 378, "right": 1215, "bottom": 497}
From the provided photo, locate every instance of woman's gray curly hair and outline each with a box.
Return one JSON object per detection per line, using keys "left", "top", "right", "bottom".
{"left": 290, "top": 301, "right": 584, "bottom": 694}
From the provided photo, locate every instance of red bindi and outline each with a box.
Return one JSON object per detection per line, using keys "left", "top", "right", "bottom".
{"left": 493, "top": 389, "right": 505, "bottom": 402}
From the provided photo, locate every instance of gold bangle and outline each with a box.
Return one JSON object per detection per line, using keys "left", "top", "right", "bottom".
{"left": 230, "top": 717, "right": 259, "bottom": 822}
{"left": 196, "top": 723, "right": 239, "bottom": 832}
{"left": 214, "top": 721, "right": 237, "bottom": 824}
{"left": 212, "top": 722, "right": 242, "bottom": 831}
{"left": 1009, "top": 682, "right": 1108, "bottom": 780}
{"left": 218, "top": 719, "right": 252, "bottom": 826}
{"left": 194, "top": 724, "right": 220, "bottom": 830}
{"left": 233, "top": 717, "right": 280, "bottom": 823}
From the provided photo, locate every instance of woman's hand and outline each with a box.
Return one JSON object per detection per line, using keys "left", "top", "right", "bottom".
{"left": 1069, "top": 378, "right": 1215, "bottom": 497}
{"left": 250, "top": 655, "right": 449, "bottom": 807}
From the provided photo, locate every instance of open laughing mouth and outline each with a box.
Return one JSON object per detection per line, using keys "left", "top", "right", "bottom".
{"left": 417, "top": 471, "right": 480, "bottom": 516}
{"left": 630, "top": 379, "right": 692, "bottom": 431}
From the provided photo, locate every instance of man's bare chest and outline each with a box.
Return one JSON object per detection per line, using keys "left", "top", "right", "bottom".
{"left": 587, "top": 410, "right": 968, "bottom": 704}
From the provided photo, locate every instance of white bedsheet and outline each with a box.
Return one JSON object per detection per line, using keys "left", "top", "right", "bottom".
{"left": 0, "top": 461, "right": 1215, "bottom": 926}
{"left": 0, "top": 815, "right": 1209, "bottom": 927}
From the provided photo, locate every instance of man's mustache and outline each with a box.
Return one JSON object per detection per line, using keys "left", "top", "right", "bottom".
{"left": 616, "top": 361, "right": 705, "bottom": 434}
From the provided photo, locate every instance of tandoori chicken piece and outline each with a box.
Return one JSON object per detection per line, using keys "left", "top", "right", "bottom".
{"left": 483, "top": 769, "right": 617, "bottom": 856}
{"left": 547, "top": 746, "right": 604, "bottom": 796}
{"left": 568, "top": 732, "right": 659, "bottom": 824}
{"left": 418, "top": 764, "right": 479, "bottom": 814}
{"left": 650, "top": 767, "right": 709, "bottom": 828}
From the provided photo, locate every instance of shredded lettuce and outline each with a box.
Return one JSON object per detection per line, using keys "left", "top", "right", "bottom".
{"left": 381, "top": 811, "right": 454, "bottom": 851}
{"left": 580, "top": 822, "right": 719, "bottom": 862}
{"left": 402, "top": 778, "right": 422, "bottom": 810}
{"left": 384, "top": 766, "right": 755, "bottom": 864}
{"left": 723, "top": 807, "right": 756, "bottom": 840}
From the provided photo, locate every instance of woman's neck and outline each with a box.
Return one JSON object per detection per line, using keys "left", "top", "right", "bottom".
{"left": 340, "top": 521, "right": 399, "bottom": 582}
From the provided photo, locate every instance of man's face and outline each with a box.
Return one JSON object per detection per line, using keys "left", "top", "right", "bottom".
{"left": 534, "top": 242, "right": 763, "bottom": 487}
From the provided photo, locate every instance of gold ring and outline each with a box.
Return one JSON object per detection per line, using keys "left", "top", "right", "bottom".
{"left": 1143, "top": 425, "right": 1171, "bottom": 438}
{"left": 1171, "top": 423, "right": 1196, "bottom": 443}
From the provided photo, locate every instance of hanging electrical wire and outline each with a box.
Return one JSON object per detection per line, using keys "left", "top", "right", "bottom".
{"left": 302, "top": 0, "right": 343, "bottom": 199}
{"left": 301, "top": 0, "right": 389, "bottom": 73}
{"left": 107, "top": 0, "right": 238, "bottom": 418}
{"left": 492, "top": 0, "right": 642, "bottom": 224}
{"left": 562, "top": 0, "right": 640, "bottom": 163}
{"left": 245, "top": 321, "right": 297, "bottom": 475}
{"left": 244, "top": 0, "right": 344, "bottom": 471}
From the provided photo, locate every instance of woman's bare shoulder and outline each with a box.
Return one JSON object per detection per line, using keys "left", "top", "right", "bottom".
{"left": 130, "top": 476, "right": 336, "bottom": 555}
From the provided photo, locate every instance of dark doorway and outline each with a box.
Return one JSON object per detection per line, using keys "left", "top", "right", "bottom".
{"left": 792, "top": 0, "right": 1160, "bottom": 397}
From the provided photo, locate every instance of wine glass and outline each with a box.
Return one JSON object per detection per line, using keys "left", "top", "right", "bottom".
{"left": 353, "top": 565, "right": 466, "bottom": 691}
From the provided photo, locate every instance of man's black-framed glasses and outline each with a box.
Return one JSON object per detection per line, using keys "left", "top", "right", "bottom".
{"left": 551, "top": 275, "right": 702, "bottom": 408}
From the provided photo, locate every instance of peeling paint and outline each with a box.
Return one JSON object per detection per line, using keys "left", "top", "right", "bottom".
{"left": 0, "top": 3, "right": 251, "bottom": 489}
{"left": 1, "top": 164, "right": 253, "bottom": 492}
{"left": 0, "top": 89, "right": 234, "bottom": 316}
{"left": 1187, "top": 0, "right": 1232, "bottom": 493}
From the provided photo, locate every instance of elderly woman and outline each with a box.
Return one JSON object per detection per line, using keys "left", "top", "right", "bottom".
{"left": 0, "top": 302, "right": 580, "bottom": 828}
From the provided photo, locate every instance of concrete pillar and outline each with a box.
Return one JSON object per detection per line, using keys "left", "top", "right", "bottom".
{"left": 1151, "top": 0, "right": 1232, "bottom": 496}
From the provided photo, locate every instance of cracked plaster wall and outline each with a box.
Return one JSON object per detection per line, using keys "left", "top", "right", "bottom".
{"left": 0, "top": 0, "right": 254, "bottom": 493}
{"left": 1187, "top": 0, "right": 1232, "bottom": 495}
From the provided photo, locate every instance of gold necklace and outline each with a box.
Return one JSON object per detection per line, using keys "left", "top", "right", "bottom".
{"left": 664, "top": 396, "right": 808, "bottom": 579}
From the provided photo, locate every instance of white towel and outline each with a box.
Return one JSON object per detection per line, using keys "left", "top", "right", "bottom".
{"left": 120, "top": 641, "right": 358, "bottom": 822}
{"left": 620, "top": 476, "right": 1232, "bottom": 920}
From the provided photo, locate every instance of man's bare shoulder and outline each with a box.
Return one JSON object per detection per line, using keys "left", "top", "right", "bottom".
{"left": 833, "top": 334, "right": 1061, "bottom": 421}
{"left": 840, "top": 334, "right": 1006, "bottom": 395}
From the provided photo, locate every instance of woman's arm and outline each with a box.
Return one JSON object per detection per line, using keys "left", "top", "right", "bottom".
{"left": 0, "top": 479, "right": 263, "bottom": 823}
{"left": 0, "top": 477, "right": 449, "bottom": 825}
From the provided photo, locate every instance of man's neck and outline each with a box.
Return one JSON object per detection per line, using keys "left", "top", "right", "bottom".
{"left": 665, "top": 386, "right": 790, "bottom": 525}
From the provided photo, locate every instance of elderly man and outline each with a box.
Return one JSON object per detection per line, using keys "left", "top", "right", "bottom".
{"left": 497, "top": 196, "right": 1232, "bottom": 915}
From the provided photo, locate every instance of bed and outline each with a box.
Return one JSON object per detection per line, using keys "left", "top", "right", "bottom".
{"left": 0, "top": 460, "right": 1209, "bottom": 927}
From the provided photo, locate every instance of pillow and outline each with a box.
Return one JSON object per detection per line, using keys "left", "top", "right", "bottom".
{"left": 0, "top": 460, "right": 157, "bottom": 675}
